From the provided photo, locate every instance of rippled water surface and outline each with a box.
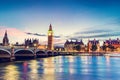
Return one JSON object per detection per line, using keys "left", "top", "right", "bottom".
{"left": 0, "top": 56, "right": 120, "bottom": 80}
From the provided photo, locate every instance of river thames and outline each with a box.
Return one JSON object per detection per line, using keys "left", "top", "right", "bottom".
{"left": 0, "top": 56, "right": 120, "bottom": 80}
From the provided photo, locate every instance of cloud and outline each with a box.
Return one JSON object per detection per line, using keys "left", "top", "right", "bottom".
{"left": 41, "top": 38, "right": 65, "bottom": 46}
{"left": 26, "top": 32, "right": 46, "bottom": 36}
{"left": 69, "top": 29, "right": 120, "bottom": 40}
{"left": 75, "top": 29, "right": 112, "bottom": 34}
{"left": 54, "top": 35, "right": 61, "bottom": 38}
{"left": 66, "top": 18, "right": 120, "bottom": 40}
{"left": 0, "top": 27, "right": 26, "bottom": 36}
{"left": 53, "top": 38, "right": 65, "bottom": 46}
{"left": 76, "top": 32, "right": 120, "bottom": 38}
{"left": 26, "top": 32, "right": 61, "bottom": 38}
{"left": 0, "top": 27, "right": 27, "bottom": 43}
{"left": 69, "top": 17, "right": 120, "bottom": 40}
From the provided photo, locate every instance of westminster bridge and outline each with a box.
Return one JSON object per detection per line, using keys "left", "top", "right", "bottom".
{"left": 0, "top": 46, "right": 106, "bottom": 61}
{"left": 0, "top": 47, "right": 72, "bottom": 61}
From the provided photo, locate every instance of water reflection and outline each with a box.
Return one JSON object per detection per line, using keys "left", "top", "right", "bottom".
{"left": 4, "top": 64, "right": 19, "bottom": 80}
{"left": 44, "top": 57, "right": 55, "bottom": 74}
{"left": 21, "top": 61, "right": 29, "bottom": 80}
{"left": 43, "top": 57, "right": 56, "bottom": 80}
{"left": 29, "top": 60, "right": 40, "bottom": 80}
{"left": 1, "top": 56, "right": 120, "bottom": 80}
{"left": 105, "top": 56, "right": 110, "bottom": 66}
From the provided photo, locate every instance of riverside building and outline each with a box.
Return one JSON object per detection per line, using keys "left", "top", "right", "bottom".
{"left": 87, "top": 39, "right": 100, "bottom": 52}
{"left": 64, "top": 39, "right": 85, "bottom": 52}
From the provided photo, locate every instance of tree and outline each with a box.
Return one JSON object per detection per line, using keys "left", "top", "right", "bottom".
{"left": 75, "top": 45, "right": 81, "bottom": 51}
{"left": 102, "top": 44, "right": 107, "bottom": 51}
{"left": 91, "top": 45, "right": 97, "bottom": 51}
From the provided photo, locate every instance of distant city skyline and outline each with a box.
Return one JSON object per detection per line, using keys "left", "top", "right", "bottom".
{"left": 0, "top": 0, "right": 120, "bottom": 45}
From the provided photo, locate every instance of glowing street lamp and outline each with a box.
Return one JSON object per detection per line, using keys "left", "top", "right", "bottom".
{"left": 33, "top": 43, "right": 37, "bottom": 57}
{"left": 33, "top": 43, "right": 37, "bottom": 50}
{"left": 26, "top": 46, "right": 29, "bottom": 49}
{"left": 34, "top": 43, "right": 37, "bottom": 47}
{"left": 10, "top": 44, "right": 14, "bottom": 57}
{"left": 10, "top": 44, "right": 14, "bottom": 49}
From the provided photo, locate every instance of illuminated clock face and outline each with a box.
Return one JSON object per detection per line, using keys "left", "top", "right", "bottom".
{"left": 48, "top": 31, "right": 53, "bottom": 36}
{"left": 48, "top": 33, "right": 51, "bottom": 36}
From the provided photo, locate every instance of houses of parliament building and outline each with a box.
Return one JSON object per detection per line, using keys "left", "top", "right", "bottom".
{"left": 1, "top": 24, "right": 54, "bottom": 51}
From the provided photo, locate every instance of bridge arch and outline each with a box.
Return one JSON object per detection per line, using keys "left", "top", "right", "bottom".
{"left": 47, "top": 50, "right": 53, "bottom": 56}
{"left": 36, "top": 50, "right": 47, "bottom": 58}
{"left": 53, "top": 51, "right": 58, "bottom": 56}
{"left": 0, "top": 48, "right": 11, "bottom": 61}
{"left": 14, "top": 49, "right": 34, "bottom": 59}
{"left": 14, "top": 49, "right": 34, "bottom": 54}
{"left": 0, "top": 48, "right": 11, "bottom": 55}
{"left": 36, "top": 50, "right": 46, "bottom": 54}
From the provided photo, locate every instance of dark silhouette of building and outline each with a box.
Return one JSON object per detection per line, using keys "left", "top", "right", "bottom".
{"left": 48, "top": 24, "right": 54, "bottom": 50}
{"left": 3, "top": 30, "right": 9, "bottom": 46}
{"left": 25, "top": 38, "right": 39, "bottom": 47}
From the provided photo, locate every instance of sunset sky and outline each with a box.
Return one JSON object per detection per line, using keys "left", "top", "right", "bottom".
{"left": 0, "top": 0, "right": 120, "bottom": 46}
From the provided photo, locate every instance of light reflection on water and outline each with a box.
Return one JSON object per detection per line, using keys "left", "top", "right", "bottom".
{"left": 1, "top": 56, "right": 120, "bottom": 80}
{"left": 3, "top": 65, "right": 19, "bottom": 80}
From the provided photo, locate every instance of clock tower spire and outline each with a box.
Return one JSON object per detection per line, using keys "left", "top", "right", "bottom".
{"left": 48, "top": 24, "right": 54, "bottom": 50}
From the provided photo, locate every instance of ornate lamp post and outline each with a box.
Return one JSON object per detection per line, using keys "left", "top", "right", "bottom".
{"left": 33, "top": 43, "right": 37, "bottom": 58}
{"left": 33, "top": 43, "right": 37, "bottom": 49}
{"left": 10, "top": 44, "right": 15, "bottom": 61}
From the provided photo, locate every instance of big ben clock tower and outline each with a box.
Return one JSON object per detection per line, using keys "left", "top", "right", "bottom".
{"left": 48, "top": 24, "right": 54, "bottom": 50}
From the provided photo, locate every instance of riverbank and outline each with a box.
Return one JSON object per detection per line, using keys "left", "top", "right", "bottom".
{"left": 1, "top": 51, "right": 120, "bottom": 62}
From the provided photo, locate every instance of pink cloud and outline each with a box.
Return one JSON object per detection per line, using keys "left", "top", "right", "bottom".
{"left": 0, "top": 27, "right": 27, "bottom": 43}
{"left": 0, "top": 27, "right": 26, "bottom": 36}
{"left": 0, "top": 27, "right": 65, "bottom": 45}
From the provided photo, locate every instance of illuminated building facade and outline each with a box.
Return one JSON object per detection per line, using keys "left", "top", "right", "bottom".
{"left": 103, "top": 38, "right": 120, "bottom": 51}
{"left": 3, "top": 30, "right": 9, "bottom": 46}
{"left": 48, "top": 24, "right": 54, "bottom": 50}
{"left": 87, "top": 39, "right": 100, "bottom": 52}
{"left": 37, "top": 45, "right": 47, "bottom": 50}
{"left": 54, "top": 46, "right": 65, "bottom": 51}
{"left": 64, "top": 39, "right": 84, "bottom": 52}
